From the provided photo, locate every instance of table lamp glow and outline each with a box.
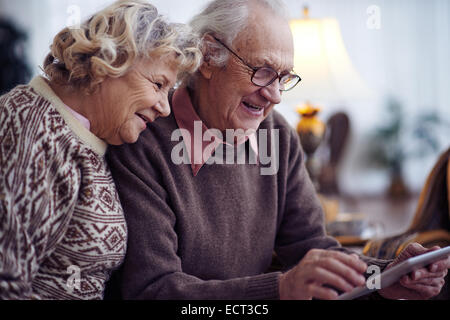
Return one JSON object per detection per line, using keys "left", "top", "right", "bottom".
{"left": 285, "top": 7, "right": 372, "bottom": 189}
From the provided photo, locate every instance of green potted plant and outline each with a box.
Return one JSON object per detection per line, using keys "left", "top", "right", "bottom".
{"left": 364, "top": 98, "right": 448, "bottom": 198}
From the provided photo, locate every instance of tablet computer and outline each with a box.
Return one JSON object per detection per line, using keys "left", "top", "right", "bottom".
{"left": 337, "top": 246, "right": 450, "bottom": 300}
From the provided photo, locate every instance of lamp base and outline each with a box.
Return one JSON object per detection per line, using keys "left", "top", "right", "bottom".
{"left": 305, "top": 155, "right": 321, "bottom": 190}
{"left": 296, "top": 103, "right": 326, "bottom": 190}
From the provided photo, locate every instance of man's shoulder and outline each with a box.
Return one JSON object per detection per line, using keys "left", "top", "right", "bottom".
{"left": 144, "top": 112, "right": 179, "bottom": 139}
{"left": 260, "top": 110, "right": 296, "bottom": 138}
{"left": 107, "top": 113, "right": 178, "bottom": 159}
{"left": 259, "top": 110, "right": 304, "bottom": 164}
{"left": 261, "top": 109, "right": 291, "bottom": 127}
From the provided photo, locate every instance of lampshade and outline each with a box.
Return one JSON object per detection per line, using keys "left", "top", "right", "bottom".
{"left": 283, "top": 16, "right": 373, "bottom": 106}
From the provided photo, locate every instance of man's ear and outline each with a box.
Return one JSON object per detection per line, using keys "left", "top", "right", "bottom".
{"left": 198, "top": 34, "right": 218, "bottom": 80}
{"left": 199, "top": 60, "right": 213, "bottom": 80}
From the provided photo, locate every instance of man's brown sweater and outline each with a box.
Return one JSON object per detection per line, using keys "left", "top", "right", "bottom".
{"left": 106, "top": 101, "right": 387, "bottom": 299}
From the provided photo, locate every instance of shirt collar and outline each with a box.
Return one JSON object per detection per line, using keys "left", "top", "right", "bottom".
{"left": 171, "top": 87, "right": 258, "bottom": 176}
{"left": 63, "top": 103, "right": 91, "bottom": 131}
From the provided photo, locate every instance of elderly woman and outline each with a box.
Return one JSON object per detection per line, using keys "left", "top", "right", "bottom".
{"left": 106, "top": 0, "right": 449, "bottom": 301}
{"left": 0, "top": 0, "right": 200, "bottom": 299}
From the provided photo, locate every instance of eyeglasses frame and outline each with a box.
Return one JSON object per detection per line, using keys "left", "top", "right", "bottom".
{"left": 212, "top": 36, "right": 301, "bottom": 92}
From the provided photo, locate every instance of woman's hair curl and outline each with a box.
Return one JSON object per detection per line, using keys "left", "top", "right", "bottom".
{"left": 44, "top": 0, "right": 201, "bottom": 93}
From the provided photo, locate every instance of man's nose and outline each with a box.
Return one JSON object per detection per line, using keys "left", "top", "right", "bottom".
{"left": 260, "top": 80, "right": 282, "bottom": 105}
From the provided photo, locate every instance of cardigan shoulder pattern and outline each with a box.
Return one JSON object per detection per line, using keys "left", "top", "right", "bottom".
{"left": 0, "top": 83, "right": 126, "bottom": 299}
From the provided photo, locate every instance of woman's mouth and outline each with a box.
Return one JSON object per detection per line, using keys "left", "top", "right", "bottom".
{"left": 136, "top": 113, "right": 149, "bottom": 124}
{"left": 135, "top": 112, "right": 154, "bottom": 130}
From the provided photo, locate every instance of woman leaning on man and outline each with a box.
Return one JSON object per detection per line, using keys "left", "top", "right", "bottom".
{"left": 0, "top": 0, "right": 201, "bottom": 299}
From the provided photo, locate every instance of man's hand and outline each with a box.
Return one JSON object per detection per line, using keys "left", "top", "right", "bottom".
{"left": 279, "top": 249, "right": 367, "bottom": 300}
{"left": 379, "top": 243, "right": 450, "bottom": 300}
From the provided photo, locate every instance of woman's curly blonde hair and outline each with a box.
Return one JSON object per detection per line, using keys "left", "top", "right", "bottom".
{"left": 44, "top": 0, "right": 201, "bottom": 93}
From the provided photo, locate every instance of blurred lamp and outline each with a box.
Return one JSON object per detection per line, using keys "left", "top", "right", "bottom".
{"left": 284, "top": 7, "right": 372, "bottom": 105}
{"left": 285, "top": 7, "right": 372, "bottom": 189}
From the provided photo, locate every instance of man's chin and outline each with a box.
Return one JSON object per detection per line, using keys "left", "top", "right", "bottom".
{"left": 233, "top": 120, "right": 263, "bottom": 133}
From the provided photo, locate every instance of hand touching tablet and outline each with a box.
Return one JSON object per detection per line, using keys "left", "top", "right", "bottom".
{"left": 338, "top": 245, "right": 450, "bottom": 300}
{"left": 378, "top": 244, "right": 450, "bottom": 300}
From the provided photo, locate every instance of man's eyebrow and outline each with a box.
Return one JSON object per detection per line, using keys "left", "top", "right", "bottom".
{"left": 255, "top": 57, "right": 293, "bottom": 73}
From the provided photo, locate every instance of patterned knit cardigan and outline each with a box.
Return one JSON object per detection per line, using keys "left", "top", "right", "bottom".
{"left": 0, "top": 77, "right": 127, "bottom": 300}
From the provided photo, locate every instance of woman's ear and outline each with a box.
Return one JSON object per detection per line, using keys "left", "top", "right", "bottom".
{"left": 198, "top": 34, "right": 217, "bottom": 80}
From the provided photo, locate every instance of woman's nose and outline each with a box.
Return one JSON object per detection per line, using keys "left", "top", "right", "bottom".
{"left": 156, "top": 99, "right": 171, "bottom": 118}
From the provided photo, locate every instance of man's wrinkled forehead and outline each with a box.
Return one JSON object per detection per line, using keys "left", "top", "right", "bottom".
{"left": 233, "top": 7, "right": 294, "bottom": 72}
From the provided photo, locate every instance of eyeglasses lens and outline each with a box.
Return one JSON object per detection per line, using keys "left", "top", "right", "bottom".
{"left": 252, "top": 68, "right": 299, "bottom": 91}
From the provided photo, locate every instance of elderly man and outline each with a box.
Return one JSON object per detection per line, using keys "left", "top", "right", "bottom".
{"left": 106, "top": 0, "right": 449, "bottom": 300}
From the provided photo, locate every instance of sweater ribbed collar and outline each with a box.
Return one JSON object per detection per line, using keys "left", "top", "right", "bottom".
{"left": 29, "top": 76, "right": 107, "bottom": 156}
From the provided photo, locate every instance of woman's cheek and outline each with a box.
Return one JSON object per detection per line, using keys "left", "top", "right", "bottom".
{"left": 119, "top": 117, "right": 145, "bottom": 144}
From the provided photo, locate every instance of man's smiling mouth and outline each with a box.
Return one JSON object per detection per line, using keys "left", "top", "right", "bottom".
{"left": 242, "top": 101, "right": 266, "bottom": 117}
{"left": 243, "top": 101, "right": 264, "bottom": 111}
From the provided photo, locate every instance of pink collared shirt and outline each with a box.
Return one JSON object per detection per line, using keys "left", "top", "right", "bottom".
{"left": 64, "top": 104, "right": 91, "bottom": 131}
{"left": 172, "top": 88, "right": 259, "bottom": 176}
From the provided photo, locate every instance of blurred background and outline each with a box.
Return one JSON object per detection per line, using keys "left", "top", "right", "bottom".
{"left": 3, "top": 0, "right": 449, "bottom": 298}
{"left": 1, "top": 0, "right": 449, "bottom": 198}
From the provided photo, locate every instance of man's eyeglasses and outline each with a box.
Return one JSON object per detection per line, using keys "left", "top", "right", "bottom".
{"left": 213, "top": 36, "right": 301, "bottom": 92}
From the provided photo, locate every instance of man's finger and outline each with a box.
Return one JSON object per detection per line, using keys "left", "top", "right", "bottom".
{"left": 323, "top": 251, "right": 367, "bottom": 273}
{"left": 409, "top": 284, "right": 442, "bottom": 298}
{"left": 308, "top": 283, "right": 339, "bottom": 300}
{"left": 317, "top": 257, "right": 366, "bottom": 287}
{"left": 410, "top": 268, "right": 448, "bottom": 281}
{"left": 427, "top": 256, "right": 450, "bottom": 273}
{"left": 399, "top": 243, "right": 430, "bottom": 260}
{"left": 399, "top": 280, "right": 445, "bottom": 298}
{"left": 401, "top": 274, "right": 446, "bottom": 287}
{"left": 310, "top": 267, "right": 356, "bottom": 293}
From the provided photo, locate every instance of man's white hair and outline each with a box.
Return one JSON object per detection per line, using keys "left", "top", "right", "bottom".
{"left": 189, "top": 0, "right": 289, "bottom": 67}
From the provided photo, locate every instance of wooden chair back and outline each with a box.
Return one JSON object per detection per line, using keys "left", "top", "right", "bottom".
{"left": 362, "top": 147, "right": 450, "bottom": 259}
{"left": 408, "top": 148, "right": 450, "bottom": 233}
